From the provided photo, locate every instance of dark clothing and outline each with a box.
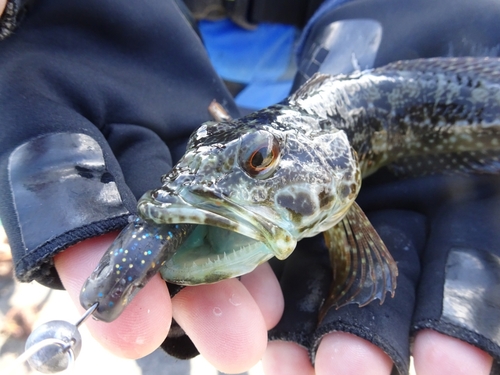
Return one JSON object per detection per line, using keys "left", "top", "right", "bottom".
{"left": 0, "top": 0, "right": 238, "bottom": 288}
{"left": 2, "top": 1, "right": 500, "bottom": 374}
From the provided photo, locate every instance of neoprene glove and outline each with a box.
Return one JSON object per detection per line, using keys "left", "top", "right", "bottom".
{"left": 0, "top": 0, "right": 239, "bottom": 288}
{"left": 269, "top": 1, "right": 500, "bottom": 374}
{"left": 3, "top": 1, "right": 500, "bottom": 375}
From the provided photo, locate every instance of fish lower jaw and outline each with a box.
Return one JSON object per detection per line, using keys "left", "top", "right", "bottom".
{"left": 159, "top": 229, "right": 274, "bottom": 285}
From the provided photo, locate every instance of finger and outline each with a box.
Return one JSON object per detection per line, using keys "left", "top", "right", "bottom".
{"left": 172, "top": 278, "right": 267, "bottom": 374}
{"left": 0, "top": 0, "right": 6, "bottom": 17}
{"left": 413, "top": 329, "right": 493, "bottom": 375}
{"left": 262, "top": 341, "right": 315, "bottom": 375}
{"left": 315, "top": 332, "right": 393, "bottom": 375}
{"left": 240, "top": 262, "right": 284, "bottom": 329}
{"left": 54, "top": 232, "right": 172, "bottom": 359}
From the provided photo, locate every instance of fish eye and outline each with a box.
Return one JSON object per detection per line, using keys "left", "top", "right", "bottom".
{"left": 239, "top": 131, "right": 280, "bottom": 178}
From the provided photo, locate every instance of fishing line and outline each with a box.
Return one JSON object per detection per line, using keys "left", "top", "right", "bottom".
{"left": 5, "top": 303, "right": 98, "bottom": 374}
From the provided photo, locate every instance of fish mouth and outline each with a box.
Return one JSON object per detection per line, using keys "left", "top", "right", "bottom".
{"left": 137, "top": 187, "right": 296, "bottom": 285}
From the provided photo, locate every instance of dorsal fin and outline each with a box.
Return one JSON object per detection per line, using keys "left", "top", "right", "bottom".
{"left": 376, "top": 57, "right": 500, "bottom": 84}
{"left": 289, "top": 73, "right": 337, "bottom": 102}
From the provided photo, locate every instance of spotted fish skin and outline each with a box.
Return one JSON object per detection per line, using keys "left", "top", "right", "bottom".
{"left": 136, "top": 57, "right": 500, "bottom": 308}
{"left": 291, "top": 57, "right": 500, "bottom": 178}
{"left": 139, "top": 104, "right": 360, "bottom": 284}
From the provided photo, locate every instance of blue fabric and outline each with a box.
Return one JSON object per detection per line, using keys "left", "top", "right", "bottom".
{"left": 234, "top": 80, "right": 294, "bottom": 109}
{"left": 199, "top": 19, "right": 298, "bottom": 109}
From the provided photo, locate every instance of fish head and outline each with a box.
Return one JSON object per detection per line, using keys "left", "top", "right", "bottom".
{"left": 138, "top": 110, "right": 361, "bottom": 285}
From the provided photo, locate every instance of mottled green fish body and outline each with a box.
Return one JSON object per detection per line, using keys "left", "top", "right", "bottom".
{"left": 291, "top": 57, "right": 500, "bottom": 178}
{"left": 138, "top": 57, "right": 500, "bottom": 310}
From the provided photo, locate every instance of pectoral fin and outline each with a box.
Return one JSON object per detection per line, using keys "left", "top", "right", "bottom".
{"left": 320, "top": 202, "right": 398, "bottom": 319}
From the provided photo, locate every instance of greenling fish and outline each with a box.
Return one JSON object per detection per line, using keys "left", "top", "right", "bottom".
{"left": 81, "top": 57, "right": 500, "bottom": 320}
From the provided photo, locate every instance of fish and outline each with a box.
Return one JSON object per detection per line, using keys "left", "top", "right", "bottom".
{"left": 82, "top": 57, "right": 500, "bottom": 320}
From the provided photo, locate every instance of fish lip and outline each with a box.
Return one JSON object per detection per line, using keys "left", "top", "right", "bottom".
{"left": 137, "top": 187, "right": 296, "bottom": 283}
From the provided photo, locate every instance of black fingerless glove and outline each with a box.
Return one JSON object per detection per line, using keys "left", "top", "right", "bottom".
{"left": 0, "top": 0, "right": 238, "bottom": 289}
{"left": 270, "top": 202, "right": 426, "bottom": 375}
{"left": 270, "top": 0, "right": 500, "bottom": 374}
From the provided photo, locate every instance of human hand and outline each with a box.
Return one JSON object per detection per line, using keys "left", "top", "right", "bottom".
{"left": 276, "top": 0, "right": 500, "bottom": 372}
{"left": 54, "top": 233, "right": 284, "bottom": 374}
{"left": 263, "top": 174, "right": 499, "bottom": 375}
{"left": 263, "top": 331, "right": 492, "bottom": 375}
{"left": 3, "top": 0, "right": 499, "bottom": 373}
{"left": 0, "top": 1, "right": 278, "bottom": 372}
{"left": 0, "top": 0, "right": 6, "bottom": 16}
{"left": 54, "top": 220, "right": 494, "bottom": 375}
